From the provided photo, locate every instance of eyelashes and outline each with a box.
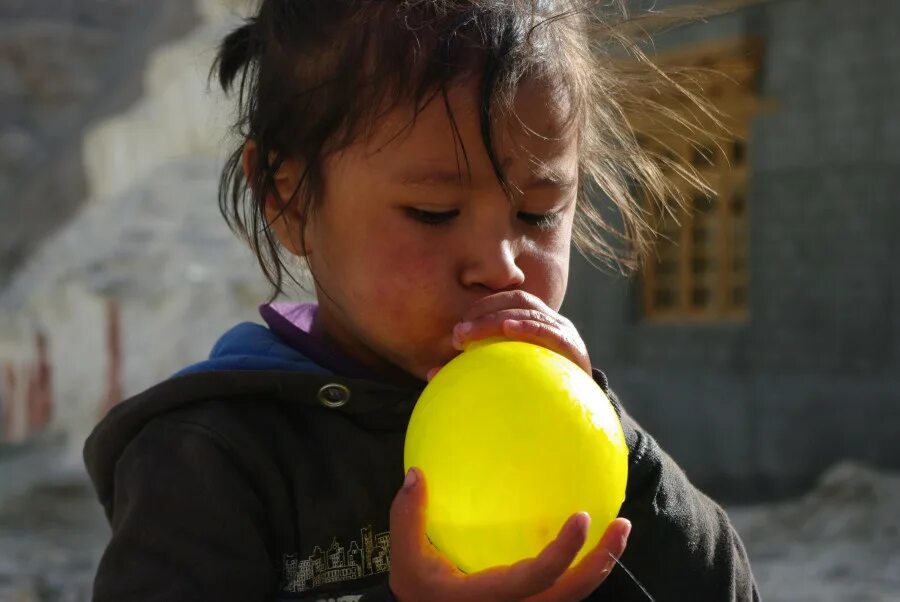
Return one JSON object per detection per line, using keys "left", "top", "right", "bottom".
{"left": 517, "top": 211, "right": 562, "bottom": 229}
{"left": 405, "top": 207, "right": 562, "bottom": 229}
{"left": 404, "top": 207, "right": 459, "bottom": 225}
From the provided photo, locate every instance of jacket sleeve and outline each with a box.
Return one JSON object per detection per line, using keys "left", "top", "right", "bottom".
{"left": 340, "top": 581, "right": 398, "bottom": 601}
{"left": 594, "top": 375, "right": 759, "bottom": 601}
{"left": 92, "top": 417, "right": 278, "bottom": 601}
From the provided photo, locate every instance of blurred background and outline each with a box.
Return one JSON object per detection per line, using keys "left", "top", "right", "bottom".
{"left": 0, "top": 0, "right": 897, "bottom": 600}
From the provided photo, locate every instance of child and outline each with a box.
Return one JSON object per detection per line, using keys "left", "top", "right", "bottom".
{"left": 85, "top": 1, "right": 758, "bottom": 600}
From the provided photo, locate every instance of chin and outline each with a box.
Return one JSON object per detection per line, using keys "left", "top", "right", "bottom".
{"left": 403, "top": 339, "right": 459, "bottom": 379}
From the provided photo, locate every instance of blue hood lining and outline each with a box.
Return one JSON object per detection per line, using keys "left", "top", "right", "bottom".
{"left": 174, "top": 322, "right": 331, "bottom": 377}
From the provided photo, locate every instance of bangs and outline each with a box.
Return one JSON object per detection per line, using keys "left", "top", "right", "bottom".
{"left": 248, "top": 1, "right": 584, "bottom": 185}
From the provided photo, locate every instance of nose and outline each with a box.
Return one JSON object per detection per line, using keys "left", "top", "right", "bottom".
{"left": 459, "top": 236, "right": 526, "bottom": 292}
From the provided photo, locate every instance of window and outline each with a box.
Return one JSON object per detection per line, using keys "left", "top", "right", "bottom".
{"left": 636, "top": 39, "right": 762, "bottom": 321}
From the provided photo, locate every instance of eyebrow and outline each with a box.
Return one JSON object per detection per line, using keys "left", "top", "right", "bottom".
{"left": 391, "top": 162, "right": 577, "bottom": 192}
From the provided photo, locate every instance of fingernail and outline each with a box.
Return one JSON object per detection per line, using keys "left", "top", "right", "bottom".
{"left": 426, "top": 367, "right": 440, "bottom": 382}
{"left": 403, "top": 468, "right": 418, "bottom": 490}
{"left": 621, "top": 519, "right": 632, "bottom": 544}
{"left": 575, "top": 511, "right": 591, "bottom": 534}
{"left": 454, "top": 321, "right": 472, "bottom": 337}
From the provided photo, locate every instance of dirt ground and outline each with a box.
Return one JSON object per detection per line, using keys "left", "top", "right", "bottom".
{"left": 0, "top": 473, "right": 107, "bottom": 602}
{"left": 729, "top": 462, "right": 900, "bottom": 602}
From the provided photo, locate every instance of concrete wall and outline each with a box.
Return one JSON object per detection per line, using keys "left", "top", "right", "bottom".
{"left": 564, "top": 0, "right": 900, "bottom": 502}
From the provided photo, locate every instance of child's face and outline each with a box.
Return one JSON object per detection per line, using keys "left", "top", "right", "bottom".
{"left": 281, "top": 77, "right": 578, "bottom": 381}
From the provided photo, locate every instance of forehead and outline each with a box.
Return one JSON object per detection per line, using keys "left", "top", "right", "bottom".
{"left": 349, "top": 76, "right": 577, "bottom": 187}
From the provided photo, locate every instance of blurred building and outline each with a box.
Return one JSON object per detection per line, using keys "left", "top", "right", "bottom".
{"left": 565, "top": 0, "right": 900, "bottom": 501}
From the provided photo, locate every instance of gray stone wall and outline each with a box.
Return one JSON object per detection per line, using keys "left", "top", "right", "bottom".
{"left": 564, "top": 0, "right": 900, "bottom": 502}
{"left": 0, "top": 0, "right": 278, "bottom": 459}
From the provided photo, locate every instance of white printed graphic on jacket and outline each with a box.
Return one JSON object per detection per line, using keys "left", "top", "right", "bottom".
{"left": 282, "top": 525, "right": 391, "bottom": 593}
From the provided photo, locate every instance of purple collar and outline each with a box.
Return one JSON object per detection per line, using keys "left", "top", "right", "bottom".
{"left": 259, "top": 302, "right": 384, "bottom": 381}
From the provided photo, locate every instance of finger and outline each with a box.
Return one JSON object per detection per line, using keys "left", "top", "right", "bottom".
{"left": 389, "top": 469, "right": 459, "bottom": 596}
{"left": 461, "top": 290, "right": 553, "bottom": 322}
{"left": 461, "top": 309, "right": 561, "bottom": 332}
{"left": 452, "top": 310, "right": 559, "bottom": 349}
{"left": 501, "top": 320, "right": 591, "bottom": 373}
{"left": 426, "top": 367, "right": 442, "bottom": 381}
{"left": 389, "top": 469, "right": 431, "bottom": 574}
{"left": 462, "top": 512, "right": 591, "bottom": 601}
{"left": 526, "top": 518, "right": 632, "bottom": 602}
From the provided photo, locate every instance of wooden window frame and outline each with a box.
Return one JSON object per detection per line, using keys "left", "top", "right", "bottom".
{"left": 635, "top": 38, "right": 763, "bottom": 323}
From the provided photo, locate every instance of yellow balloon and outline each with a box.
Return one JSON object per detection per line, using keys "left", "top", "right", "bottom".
{"left": 404, "top": 339, "right": 628, "bottom": 573}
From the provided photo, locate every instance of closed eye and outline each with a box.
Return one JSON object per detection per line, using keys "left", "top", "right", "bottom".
{"left": 518, "top": 211, "right": 562, "bottom": 229}
{"left": 404, "top": 207, "right": 459, "bottom": 226}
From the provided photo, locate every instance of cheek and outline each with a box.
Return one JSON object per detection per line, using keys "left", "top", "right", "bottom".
{"left": 374, "top": 229, "right": 442, "bottom": 281}
{"left": 366, "top": 231, "right": 448, "bottom": 313}
{"left": 521, "top": 236, "right": 571, "bottom": 311}
{"left": 534, "top": 257, "right": 570, "bottom": 309}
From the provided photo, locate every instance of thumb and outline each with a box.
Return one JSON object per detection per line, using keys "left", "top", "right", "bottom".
{"left": 389, "top": 468, "right": 429, "bottom": 566}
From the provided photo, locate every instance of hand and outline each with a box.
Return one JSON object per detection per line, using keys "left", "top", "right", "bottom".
{"left": 389, "top": 468, "right": 631, "bottom": 602}
{"left": 428, "top": 291, "right": 591, "bottom": 380}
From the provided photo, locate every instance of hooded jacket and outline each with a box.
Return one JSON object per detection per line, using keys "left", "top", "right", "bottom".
{"left": 84, "top": 319, "right": 758, "bottom": 601}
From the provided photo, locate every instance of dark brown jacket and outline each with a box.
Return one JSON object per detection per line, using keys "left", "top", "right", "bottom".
{"left": 84, "top": 324, "right": 758, "bottom": 601}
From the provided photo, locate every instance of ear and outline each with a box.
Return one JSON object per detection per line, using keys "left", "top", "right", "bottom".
{"left": 241, "top": 140, "right": 311, "bottom": 257}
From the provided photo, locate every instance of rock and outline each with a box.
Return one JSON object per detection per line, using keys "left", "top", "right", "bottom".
{"left": 0, "top": 0, "right": 200, "bottom": 281}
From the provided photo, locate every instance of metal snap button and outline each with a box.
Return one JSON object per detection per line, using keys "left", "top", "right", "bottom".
{"left": 318, "top": 383, "right": 351, "bottom": 408}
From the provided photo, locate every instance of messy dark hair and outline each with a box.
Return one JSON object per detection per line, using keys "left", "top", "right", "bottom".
{"left": 215, "top": 0, "right": 718, "bottom": 296}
